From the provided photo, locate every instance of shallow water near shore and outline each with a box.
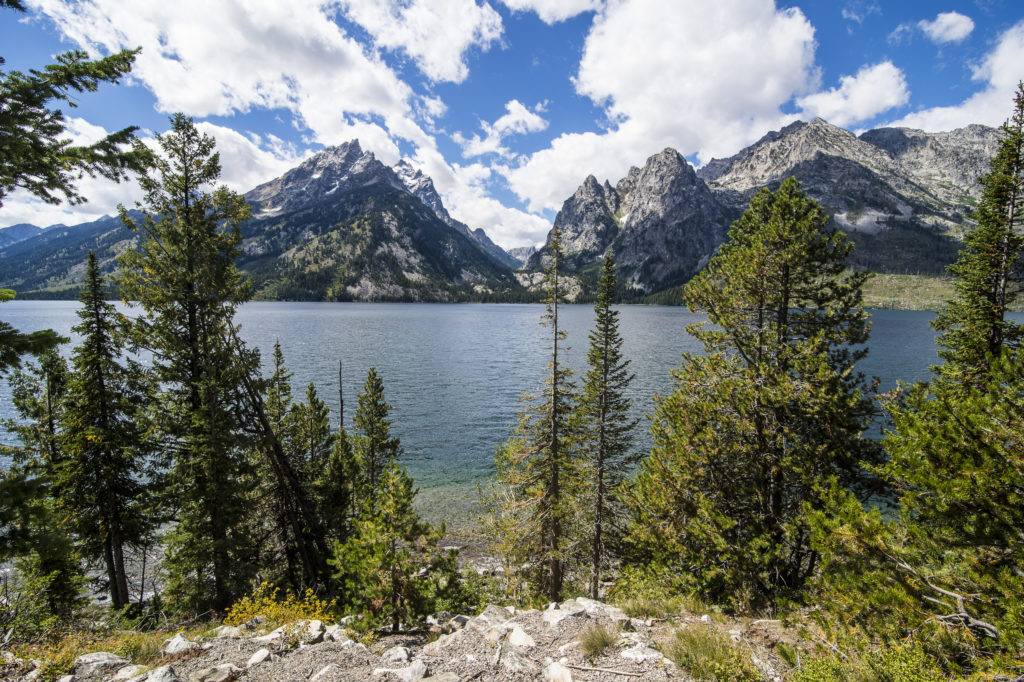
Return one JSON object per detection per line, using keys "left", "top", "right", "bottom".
{"left": 5, "top": 301, "right": 1012, "bottom": 529}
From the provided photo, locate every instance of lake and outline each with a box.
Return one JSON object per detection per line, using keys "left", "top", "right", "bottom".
{"left": 0, "top": 301, "right": 993, "bottom": 525}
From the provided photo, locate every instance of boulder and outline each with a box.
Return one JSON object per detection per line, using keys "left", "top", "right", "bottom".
{"left": 495, "top": 644, "right": 539, "bottom": 674}
{"left": 72, "top": 652, "right": 131, "bottom": 679}
{"left": 474, "top": 605, "right": 512, "bottom": 629}
{"left": 162, "top": 633, "right": 198, "bottom": 655}
{"left": 507, "top": 624, "right": 536, "bottom": 648}
{"left": 188, "top": 663, "right": 241, "bottom": 682}
{"left": 542, "top": 600, "right": 588, "bottom": 627}
{"left": 381, "top": 645, "right": 411, "bottom": 665}
{"left": 323, "top": 624, "right": 350, "bottom": 642}
{"left": 212, "top": 625, "right": 244, "bottom": 639}
{"left": 543, "top": 661, "right": 574, "bottom": 682}
{"left": 445, "top": 615, "right": 470, "bottom": 632}
{"left": 246, "top": 648, "right": 271, "bottom": 667}
{"left": 139, "top": 667, "right": 180, "bottom": 682}
{"left": 112, "top": 664, "right": 148, "bottom": 680}
{"left": 251, "top": 625, "right": 286, "bottom": 644}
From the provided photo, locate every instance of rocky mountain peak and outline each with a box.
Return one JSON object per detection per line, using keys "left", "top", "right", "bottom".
{"left": 245, "top": 140, "right": 403, "bottom": 215}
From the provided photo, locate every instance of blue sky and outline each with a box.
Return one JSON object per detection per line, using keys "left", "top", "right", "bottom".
{"left": 2, "top": 0, "right": 1022, "bottom": 248}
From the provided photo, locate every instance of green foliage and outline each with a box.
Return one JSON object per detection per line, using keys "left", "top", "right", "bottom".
{"left": 224, "top": 582, "right": 337, "bottom": 629}
{"left": 576, "top": 255, "right": 638, "bottom": 599}
{"left": 352, "top": 366, "right": 402, "bottom": 514}
{"left": 117, "top": 114, "right": 257, "bottom": 614}
{"left": 661, "top": 625, "right": 759, "bottom": 681}
{"left": 484, "top": 226, "right": 581, "bottom": 602}
{"left": 788, "top": 647, "right": 947, "bottom": 682}
{"left": 317, "top": 424, "right": 358, "bottom": 545}
{"left": 55, "top": 252, "right": 156, "bottom": 610}
{"left": 0, "top": 3, "right": 151, "bottom": 207}
{"left": 626, "top": 177, "right": 881, "bottom": 611}
{"left": 932, "top": 81, "right": 1024, "bottom": 386}
{"left": 580, "top": 622, "right": 618, "bottom": 658}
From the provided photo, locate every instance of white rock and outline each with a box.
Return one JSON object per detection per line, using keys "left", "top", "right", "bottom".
{"left": 382, "top": 645, "right": 411, "bottom": 665}
{"left": 399, "top": 660, "right": 427, "bottom": 682}
{"left": 496, "top": 644, "right": 539, "bottom": 674}
{"left": 544, "top": 661, "right": 574, "bottom": 682}
{"left": 247, "top": 648, "right": 271, "bottom": 667}
{"left": 131, "top": 665, "right": 179, "bottom": 682}
{"left": 446, "top": 615, "right": 470, "bottom": 632}
{"left": 57, "top": 676, "right": 75, "bottom": 682}
{"left": 73, "top": 652, "right": 131, "bottom": 679}
{"left": 188, "top": 663, "right": 241, "bottom": 682}
{"left": 162, "top": 633, "right": 198, "bottom": 655}
{"left": 299, "top": 618, "right": 326, "bottom": 644}
{"left": 621, "top": 644, "right": 670, "bottom": 664}
{"left": 323, "top": 624, "right": 350, "bottom": 643}
{"left": 113, "top": 664, "right": 148, "bottom": 680}
{"left": 700, "top": 614, "right": 713, "bottom": 623}
{"left": 507, "top": 624, "right": 536, "bottom": 648}
{"left": 310, "top": 664, "right": 343, "bottom": 681}
{"left": 251, "top": 625, "right": 286, "bottom": 644}
{"left": 542, "top": 600, "right": 588, "bottom": 627}
{"left": 474, "top": 605, "right": 512, "bottom": 628}
{"left": 213, "top": 625, "right": 244, "bottom": 639}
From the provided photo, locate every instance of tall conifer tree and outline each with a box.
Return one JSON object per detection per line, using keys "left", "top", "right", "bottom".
{"left": 352, "top": 367, "right": 402, "bottom": 513}
{"left": 578, "top": 254, "right": 637, "bottom": 599}
{"left": 488, "top": 226, "right": 578, "bottom": 601}
{"left": 626, "top": 177, "right": 880, "bottom": 609}
{"left": 58, "top": 252, "right": 153, "bottom": 610}
{"left": 118, "top": 114, "right": 256, "bottom": 612}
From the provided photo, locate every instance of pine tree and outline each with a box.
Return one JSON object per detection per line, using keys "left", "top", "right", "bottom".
{"left": 811, "top": 84, "right": 1024, "bottom": 671}
{"left": 577, "top": 254, "right": 637, "bottom": 599}
{"left": 117, "top": 114, "right": 257, "bottom": 612}
{"left": 932, "top": 81, "right": 1024, "bottom": 386}
{"left": 290, "top": 382, "right": 334, "bottom": 476}
{"left": 626, "top": 177, "right": 881, "bottom": 609}
{"left": 317, "top": 425, "right": 358, "bottom": 544}
{"left": 487, "top": 226, "right": 579, "bottom": 602}
{"left": 352, "top": 367, "right": 402, "bottom": 513}
{"left": 56, "top": 252, "right": 154, "bottom": 610}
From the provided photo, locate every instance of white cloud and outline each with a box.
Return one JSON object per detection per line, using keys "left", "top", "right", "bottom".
{"left": 797, "top": 61, "right": 909, "bottom": 127}
{"left": 455, "top": 99, "right": 548, "bottom": 158}
{"left": 918, "top": 11, "right": 974, "bottom": 45}
{"left": 890, "top": 19, "right": 1024, "bottom": 131}
{"left": 503, "top": 0, "right": 818, "bottom": 212}
{"left": 500, "top": 0, "right": 601, "bottom": 24}
{"left": 338, "top": 0, "right": 503, "bottom": 83}
{"left": 193, "top": 123, "right": 309, "bottom": 194}
{"left": 407, "top": 146, "right": 550, "bottom": 248}
{"left": 26, "top": 0, "right": 427, "bottom": 162}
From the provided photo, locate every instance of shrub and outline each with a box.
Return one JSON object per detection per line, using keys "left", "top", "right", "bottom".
{"left": 223, "top": 583, "right": 336, "bottom": 629}
{"left": 580, "top": 623, "right": 618, "bottom": 659}
{"left": 660, "top": 625, "right": 759, "bottom": 682}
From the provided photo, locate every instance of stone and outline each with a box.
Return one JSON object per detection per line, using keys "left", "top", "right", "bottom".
{"left": 620, "top": 644, "right": 668, "bottom": 663}
{"left": 400, "top": 660, "right": 428, "bottom": 682}
{"left": 299, "top": 618, "right": 326, "bottom": 644}
{"left": 495, "top": 644, "right": 539, "bottom": 674}
{"left": 130, "top": 666, "right": 179, "bottom": 682}
{"left": 507, "top": 624, "right": 535, "bottom": 648}
{"left": 251, "top": 625, "right": 286, "bottom": 644}
{"left": 700, "top": 614, "right": 713, "bottom": 623}
{"left": 246, "top": 648, "right": 271, "bottom": 667}
{"left": 73, "top": 652, "right": 131, "bottom": 679}
{"left": 57, "top": 676, "right": 75, "bottom": 682}
{"left": 162, "top": 633, "right": 198, "bottom": 655}
{"left": 113, "top": 664, "right": 149, "bottom": 680}
{"left": 542, "top": 600, "right": 588, "bottom": 627}
{"left": 323, "top": 624, "right": 350, "bottom": 642}
{"left": 424, "top": 674, "right": 459, "bottom": 682}
{"left": 445, "top": 615, "right": 470, "bottom": 632}
{"left": 188, "top": 663, "right": 241, "bottom": 682}
{"left": 309, "top": 664, "right": 343, "bottom": 681}
{"left": 213, "top": 625, "right": 244, "bottom": 638}
{"left": 382, "top": 645, "right": 411, "bottom": 665}
{"left": 474, "top": 605, "right": 512, "bottom": 628}
{"left": 543, "top": 661, "right": 574, "bottom": 682}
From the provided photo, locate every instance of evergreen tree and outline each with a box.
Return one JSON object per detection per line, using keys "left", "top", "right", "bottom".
{"left": 626, "top": 177, "right": 881, "bottom": 609}
{"left": 487, "top": 226, "right": 579, "bottom": 601}
{"left": 931, "top": 82, "right": 1024, "bottom": 386}
{"left": 317, "top": 424, "right": 358, "bottom": 544}
{"left": 57, "top": 253, "right": 154, "bottom": 610}
{"left": 812, "top": 84, "right": 1024, "bottom": 673}
{"left": 290, "top": 382, "right": 334, "bottom": 476}
{"left": 117, "top": 114, "right": 257, "bottom": 613}
{"left": 352, "top": 367, "right": 402, "bottom": 513}
{"left": 577, "top": 254, "right": 637, "bottom": 599}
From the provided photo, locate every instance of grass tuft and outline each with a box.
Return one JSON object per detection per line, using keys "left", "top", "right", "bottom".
{"left": 579, "top": 623, "right": 618, "bottom": 658}
{"left": 660, "top": 624, "right": 759, "bottom": 681}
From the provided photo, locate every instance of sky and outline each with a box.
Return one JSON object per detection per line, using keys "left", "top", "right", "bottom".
{"left": 1, "top": 0, "right": 1022, "bottom": 248}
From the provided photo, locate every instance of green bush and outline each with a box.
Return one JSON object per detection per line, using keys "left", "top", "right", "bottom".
{"left": 661, "top": 625, "right": 759, "bottom": 681}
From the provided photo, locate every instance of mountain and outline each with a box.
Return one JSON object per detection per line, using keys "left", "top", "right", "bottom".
{"left": 525, "top": 148, "right": 733, "bottom": 295}
{"left": 507, "top": 245, "right": 536, "bottom": 266}
{"left": 0, "top": 141, "right": 522, "bottom": 301}
{"left": 0, "top": 223, "right": 43, "bottom": 249}
{"left": 393, "top": 160, "right": 519, "bottom": 269}
{"left": 527, "top": 118, "right": 999, "bottom": 296}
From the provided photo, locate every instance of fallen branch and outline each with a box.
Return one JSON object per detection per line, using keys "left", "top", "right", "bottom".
{"left": 565, "top": 664, "right": 644, "bottom": 677}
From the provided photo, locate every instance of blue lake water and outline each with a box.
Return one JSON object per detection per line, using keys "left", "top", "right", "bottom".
{"left": 3, "top": 301, "right": 1001, "bottom": 524}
